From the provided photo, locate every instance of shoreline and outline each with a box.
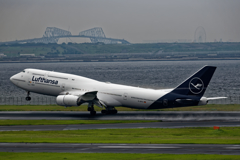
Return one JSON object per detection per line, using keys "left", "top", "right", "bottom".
{"left": 1, "top": 58, "right": 240, "bottom": 63}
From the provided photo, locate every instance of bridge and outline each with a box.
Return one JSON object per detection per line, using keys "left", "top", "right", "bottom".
{"left": 0, "top": 27, "right": 130, "bottom": 45}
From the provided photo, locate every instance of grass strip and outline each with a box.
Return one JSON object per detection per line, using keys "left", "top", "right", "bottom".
{"left": 1, "top": 127, "right": 240, "bottom": 144}
{"left": 0, "top": 104, "right": 240, "bottom": 111}
{"left": 0, "top": 120, "right": 160, "bottom": 126}
{"left": 0, "top": 152, "right": 239, "bottom": 160}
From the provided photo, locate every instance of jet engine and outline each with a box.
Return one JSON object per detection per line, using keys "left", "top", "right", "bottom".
{"left": 198, "top": 97, "right": 208, "bottom": 106}
{"left": 56, "top": 95, "right": 81, "bottom": 106}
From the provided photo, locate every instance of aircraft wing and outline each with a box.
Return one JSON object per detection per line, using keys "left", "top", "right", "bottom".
{"left": 59, "top": 90, "right": 105, "bottom": 108}
{"left": 60, "top": 90, "right": 97, "bottom": 98}
{"left": 80, "top": 91, "right": 98, "bottom": 101}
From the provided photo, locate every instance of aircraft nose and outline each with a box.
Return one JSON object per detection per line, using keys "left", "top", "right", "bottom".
{"left": 10, "top": 74, "right": 17, "bottom": 83}
{"left": 10, "top": 75, "right": 14, "bottom": 82}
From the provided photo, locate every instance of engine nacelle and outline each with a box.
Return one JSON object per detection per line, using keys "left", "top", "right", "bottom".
{"left": 198, "top": 97, "right": 208, "bottom": 106}
{"left": 56, "top": 95, "right": 81, "bottom": 106}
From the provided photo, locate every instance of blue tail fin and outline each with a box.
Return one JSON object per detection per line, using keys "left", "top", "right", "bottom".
{"left": 171, "top": 66, "right": 216, "bottom": 98}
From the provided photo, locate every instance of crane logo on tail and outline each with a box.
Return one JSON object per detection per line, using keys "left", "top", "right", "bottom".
{"left": 189, "top": 77, "right": 204, "bottom": 94}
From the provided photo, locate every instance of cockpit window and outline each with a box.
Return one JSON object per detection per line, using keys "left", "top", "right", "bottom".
{"left": 22, "top": 70, "right": 25, "bottom": 73}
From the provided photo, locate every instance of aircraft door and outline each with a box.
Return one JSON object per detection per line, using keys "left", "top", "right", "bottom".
{"left": 45, "top": 72, "right": 50, "bottom": 79}
{"left": 28, "top": 77, "right": 35, "bottom": 86}
{"left": 163, "top": 99, "right": 168, "bottom": 107}
{"left": 61, "top": 83, "right": 66, "bottom": 91}
{"left": 123, "top": 93, "right": 128, "bottom": 100}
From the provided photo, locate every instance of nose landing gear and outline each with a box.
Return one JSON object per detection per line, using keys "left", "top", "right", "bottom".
{"left": 25, "top": 91, "right": 31, "bottom": 101}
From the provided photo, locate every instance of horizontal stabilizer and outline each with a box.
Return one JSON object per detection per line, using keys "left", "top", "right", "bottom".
{"left": 207, "top": 97, "right": 227, "bottom": 100}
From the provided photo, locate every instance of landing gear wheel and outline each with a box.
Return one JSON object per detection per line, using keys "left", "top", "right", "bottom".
{"left": 112, "top": 110, "right": 118, "bottom": 114}
{"left": 25, "top": 91, "right": 31, "bottom": 101}
{"left": 101, "top": 110, "right": 118, "bottom": 115}
{"left": 88, "top": 102, "right": 96, "bottom": 115}
{"left": 25, "top": 97, "right": 31, "bottom": 101}
{"left": 101, "top": 110, "right": 107, "bottom": 114}
{"left": 90, "top": 111, "right": 96, "bottom": 115}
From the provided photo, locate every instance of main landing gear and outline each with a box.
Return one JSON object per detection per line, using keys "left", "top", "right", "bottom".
{"left": 88, "top": 102, "right": 96, "bottom": 115}
{"left": 25, "top": 91, "right": 31, "bottom": 101}
{"left": 87, "top": 103, "right": 118, "bottom": 115}
{"left": 101, "top": 108, "right": 118, "bottom": 115}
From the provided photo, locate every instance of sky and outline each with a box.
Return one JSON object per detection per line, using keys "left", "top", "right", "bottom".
{"left": 0, "top": 0, "right": 240, "bottom": 43}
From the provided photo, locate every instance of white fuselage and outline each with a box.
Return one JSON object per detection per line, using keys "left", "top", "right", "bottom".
{"left": 10, "top": 69, "right": 171, "bottom": 109}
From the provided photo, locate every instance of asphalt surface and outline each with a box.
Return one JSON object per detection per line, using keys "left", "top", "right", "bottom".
{"left": 0, "top": 121, "right": 240, "bottom": 131}
{"left": 0, "top": 143, "right": 240, "bottom": 155}
{"left": 1, "top": 111, "right": 240, "bottom": 121}
{"left": 1, "top": 111, "right": 240, "bottom": 155}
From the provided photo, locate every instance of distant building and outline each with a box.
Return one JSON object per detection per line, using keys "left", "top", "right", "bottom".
{"left": 0, "top": 53, "right": 6, "bottom": 57}
{"left": 20, "top": 54, "right": 35, "bottom": 57}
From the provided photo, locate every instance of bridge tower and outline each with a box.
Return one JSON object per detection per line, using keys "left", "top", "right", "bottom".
{"left": 32, "top": 27, "right": 72, "bottom": 44}
{"left": 79, "top": 27, "right": 120, "bottom": 44}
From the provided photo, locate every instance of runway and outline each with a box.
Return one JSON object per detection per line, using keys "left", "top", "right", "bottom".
{"left": 1, "top": 111, "right": 240, "bottom": 131}
{"left": 1, "top": 111, "right": 240, "bottom": 121}
{"left": 0, "top": 143, "right": 240, "bottom": 155}
{"left": 0, "top": 121, "right": 240, "bottom": 131}
{"left": 1, "top": 111, "right": 240, "bottom": 155}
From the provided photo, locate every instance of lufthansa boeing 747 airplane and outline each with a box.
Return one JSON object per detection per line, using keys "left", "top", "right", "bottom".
{"left": 10, "top": 66, "right": 226, "bottom": 115}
